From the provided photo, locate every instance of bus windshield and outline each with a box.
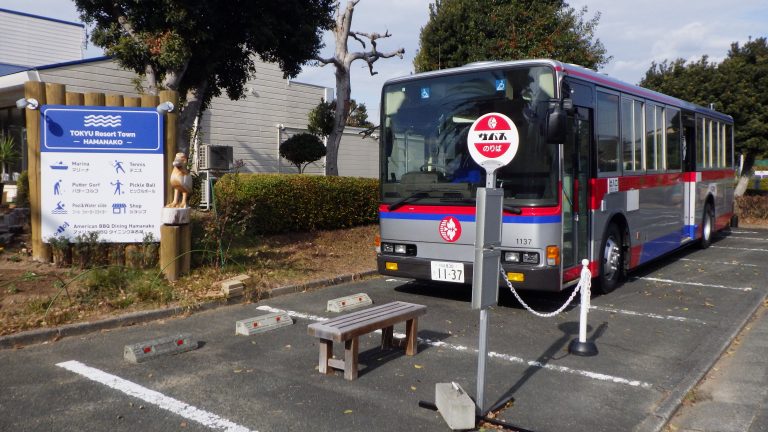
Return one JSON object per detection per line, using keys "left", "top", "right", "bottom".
{"left": 381, "top": 65, "right": 559, "bottom": 207}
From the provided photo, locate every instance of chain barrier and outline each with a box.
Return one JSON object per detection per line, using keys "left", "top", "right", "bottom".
{"left": 499, "top": 261, "right": 592, "bottom": 318}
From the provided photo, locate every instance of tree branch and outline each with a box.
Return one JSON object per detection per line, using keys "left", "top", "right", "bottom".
{"left": 347, "top": 30, "right": 405, "bottom": 75}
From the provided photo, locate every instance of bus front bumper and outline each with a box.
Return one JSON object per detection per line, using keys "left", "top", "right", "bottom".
{"left": 377, "top": 255, "right": 563, "bottom": 292}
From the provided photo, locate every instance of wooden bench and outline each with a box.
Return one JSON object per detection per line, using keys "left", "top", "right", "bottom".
{"left": 307, "top": 301, "right": 427, "bottom": 380}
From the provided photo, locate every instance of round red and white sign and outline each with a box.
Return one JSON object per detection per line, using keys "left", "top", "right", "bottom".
{"left": 438, "top": 216, "right": 462, "bottom": 243}
{"left": 467, "top": 112, "right": 519, "bottom": 172}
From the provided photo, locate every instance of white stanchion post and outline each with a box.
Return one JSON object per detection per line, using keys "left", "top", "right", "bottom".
{"left": 568, "top": 259, "right": 598, "bottom": 356}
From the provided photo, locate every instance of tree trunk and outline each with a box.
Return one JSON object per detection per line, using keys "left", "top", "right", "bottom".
{"left": 174, "top": 82, "right": 208, "bottom": 155}
{"left": 326, "top": 69, "right": 352, "bottom": 176}
{"left": 734, "top": 152, "right": 755, "bottom": 197}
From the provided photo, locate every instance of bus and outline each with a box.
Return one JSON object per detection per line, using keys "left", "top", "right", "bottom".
{"left": 376, "top": 59, "right": 735, "bottom": 294}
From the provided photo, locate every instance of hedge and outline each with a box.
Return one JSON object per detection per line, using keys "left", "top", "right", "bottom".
{"left": 213, "top": 173, "right": 379, "bottom": 235}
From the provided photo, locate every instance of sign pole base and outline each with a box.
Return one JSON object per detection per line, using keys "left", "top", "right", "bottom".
{"left": 568, "top": 339, "right": 598, "bottom": 356}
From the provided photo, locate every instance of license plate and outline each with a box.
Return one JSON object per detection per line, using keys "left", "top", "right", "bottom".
{"left": 431, "top": 261, "right": 465, "bottom": 283}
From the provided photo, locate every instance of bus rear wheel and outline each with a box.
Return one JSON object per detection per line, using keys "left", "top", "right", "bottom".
{"left": 699, "top": 202, "right": 715, "bottom": 249}
{"left": 597, "top": 223, "right": 624, "bottom": 294}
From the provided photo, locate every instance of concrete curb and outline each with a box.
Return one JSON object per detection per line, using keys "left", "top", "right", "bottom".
{"left": 634, "top": 291, "right": 768, "bottom": 432}
{"left": 0, "top": 269, "right": 379, "bottom": 350}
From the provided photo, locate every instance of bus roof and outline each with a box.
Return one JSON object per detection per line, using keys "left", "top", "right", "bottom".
{"left": 384, "top": 59, "right": 733, "bottom": 123}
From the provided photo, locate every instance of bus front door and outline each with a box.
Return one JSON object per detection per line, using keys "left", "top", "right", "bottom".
{"left": 562, "top": 107, "right": 591, "bottom": 277}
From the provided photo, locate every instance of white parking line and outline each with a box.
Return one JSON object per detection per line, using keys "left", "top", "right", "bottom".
{"left": 718, "top": 236, "right": 768, "bottom": 241}
{"left": 637, "top": 277, "right": 752, "bottom": 292}
{"left": 730, "top": 230, "right": 763, "bottom": 234}
{"left": 56, "top": 360, "right": 255, "bottom": 432}
{"left": 679, "top": 258, "right": 759, "bottom": 267}
{"left": 257, "top": 306, "right": 653, "bottom": 389}
{"left": 589, "top": 305, "right": 707, "bottom": 325}
{"left": 713, "top": 245, "right": 768, "bottom": 252}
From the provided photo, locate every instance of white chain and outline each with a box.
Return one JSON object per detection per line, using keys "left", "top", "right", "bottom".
{"left": 500, "top": 265, "right": 590, "bottom": 318}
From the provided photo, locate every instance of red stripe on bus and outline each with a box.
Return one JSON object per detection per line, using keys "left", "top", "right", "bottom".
{"left": 378, "top": 204, "right": 561, "bottom": 217}
{"left": 562, "top": 261, "right": 599, "bottom": 284}
{"left": 700, "top": 169, "right": 734, "bottom": 181}
{"left": 629, "top": 244, "right": 642, "bottom": 269}
{"left": 716, "top": 213, "right": 733, "bottom": 230}
{"left": 589, "top": 173, "right": 684, "bottom": 210}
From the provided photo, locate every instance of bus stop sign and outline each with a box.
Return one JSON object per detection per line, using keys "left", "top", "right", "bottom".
{"left": 467, "top": 113, "right": 519, "bottom": 174}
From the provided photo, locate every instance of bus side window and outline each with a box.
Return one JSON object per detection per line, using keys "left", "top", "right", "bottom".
{"left": 596, "top": 91, "right": 620, "bottom": 175}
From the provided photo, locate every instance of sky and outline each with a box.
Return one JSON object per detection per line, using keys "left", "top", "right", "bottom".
{"left": 3, "top": 0, "right": 767, "bottom": 121}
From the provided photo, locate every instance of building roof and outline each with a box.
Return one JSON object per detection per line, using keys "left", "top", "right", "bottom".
{"left": 0, "top": 7, "right": 84, "bottom": 28}
{"left": 0, "top": 62, "right": 29, "bottom": 76}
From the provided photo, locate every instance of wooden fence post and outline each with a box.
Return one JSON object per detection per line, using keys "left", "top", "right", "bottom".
{"left": 66, "top": 92, "right": 84, "bottom": 106}
{"left": 24, "top": 81, "right": 47, "bottom": 262}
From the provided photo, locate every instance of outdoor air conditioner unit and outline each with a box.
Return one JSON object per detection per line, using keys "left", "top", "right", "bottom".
{"left": 198, "top": 144, "right": 233, "bottom": 171}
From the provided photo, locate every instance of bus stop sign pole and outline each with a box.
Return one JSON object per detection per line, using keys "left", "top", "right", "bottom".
{"left": 467, "top": 113, "right": 519, "bottom": 415}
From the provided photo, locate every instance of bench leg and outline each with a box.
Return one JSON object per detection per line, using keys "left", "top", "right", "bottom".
{"left": 344, "top": 337, "right": 359, "bottom": 380}
{"left": 318, "top": 339, "right": 333, "bottom": 375}
{"left": 381, "top": 326, "right": 394, "bottom": 350}
{"left": 405, "top": 318, "right": 419, "bottom": 356}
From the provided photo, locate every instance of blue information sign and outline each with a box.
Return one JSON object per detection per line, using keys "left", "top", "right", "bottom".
{"left": 40, "top": 105, "right": 165, "bottom": 243}
{"left": 41, "top": 105, "right": 163, "bottom": 153}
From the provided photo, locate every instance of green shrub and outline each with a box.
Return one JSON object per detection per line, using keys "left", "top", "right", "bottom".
{"left": 279, "top": 133, "right": 327, "bottom": 173}
{"left": 213, "top": 174, "right": 379, "bottom": 235}
{"left": 15, "top": 171, "right": 29, "bottom": 207}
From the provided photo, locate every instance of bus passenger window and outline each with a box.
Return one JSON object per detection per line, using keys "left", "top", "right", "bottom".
{"left": 666, "top": 108, "right": 681, "bottom": 171}
{"left": 597, "top": 92, "right": 620, "bottom": 174}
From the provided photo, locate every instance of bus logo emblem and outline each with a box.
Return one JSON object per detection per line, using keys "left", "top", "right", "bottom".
{"left": 438, "top": 216, "right": 462, "bottom": 243}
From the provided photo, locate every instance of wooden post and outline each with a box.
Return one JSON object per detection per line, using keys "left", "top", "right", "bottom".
{"left": 66, "top": 92, "right": 84, "bottom": 106}
{"left": 24, "top": 81, "right": 48, "bottom": 262}
{"left": 45, "top": 83, "right": 66, "bottom": 105}
{"left": 124, "top": 96, "right": 141, "bottom": 107}
{"left": 159, "top": 90, "right": 179, "bottom": 204}
{"left": 160, "top": 224, "right": 190, "bottom": 281}
{"left": 84, "top": 92, "right": 106, "bottom": 106}
{"left": 140, "top": 94, "right": 159, "bottom": 109}
{"left": 106, "top": 94, "right": 124, "bottom": 107}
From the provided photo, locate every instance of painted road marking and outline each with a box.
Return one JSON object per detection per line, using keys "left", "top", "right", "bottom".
{"left": 56, "top": 360, "right": 255, "bottom": 432}
{"left": 713, "top": 246, "right": 768, "bottom": 253}
{"left": 637, "top": 277, "right": 752, "bottom": 292}
{"left": 589, "top": 305, "right": 707, "bottom": 325}
{"left": 729, "top": 230, "right": 763, "bottom": 234}
{"left": 256, "top": 306, "right": 653, "bottom": 389}
{"left": 679, "top": 258, "right": 759, "bottom": 267}
{"left": 718, "top": 236, "right": 768, "bottom": 241}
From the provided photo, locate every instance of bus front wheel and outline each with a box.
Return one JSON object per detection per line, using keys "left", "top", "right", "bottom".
{"left": 597, "top": 223, "right": 624, "bottom": 294}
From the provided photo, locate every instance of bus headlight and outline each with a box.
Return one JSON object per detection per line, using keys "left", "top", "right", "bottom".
{"left": 522, "top": 252, "right": 539, "bottom": 264}
{"left": 504, "top": 252, "right": 521, "bottom": 263}
{"left": 381, "top": 242, "right": 416, "bottom": 256}
{"left": 394, "top": 244, "right": 407, "bottom": 254}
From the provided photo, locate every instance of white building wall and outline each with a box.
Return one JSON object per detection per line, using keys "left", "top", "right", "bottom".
{"left": 0, "top": 10, "right": 83, "bottom": 66}
{"left": 337, "top": 127, "right": 379, "bottom": 178}
{"left": 201, "top": 61, "right": 327, "bottom": 174}
{"left": 37, "top": 59, "right": 144, "bottom": 95}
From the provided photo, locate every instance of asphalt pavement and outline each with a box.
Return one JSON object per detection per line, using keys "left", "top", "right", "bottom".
{"left": 0, "top": 227, "right": 766, "bottom": 432}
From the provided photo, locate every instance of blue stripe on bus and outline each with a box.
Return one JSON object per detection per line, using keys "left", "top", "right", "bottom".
{"left": 684, "top": 224, "right": 697, "bottom": 239}
{"left": 379, "top": 213, "right": 561, "bottom": 224}
{"left": 639, "top": 230, "right": 686, "bottom": 265}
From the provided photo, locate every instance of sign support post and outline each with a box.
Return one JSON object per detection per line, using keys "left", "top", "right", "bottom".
{"left": 467, "top": 113, "right": 519, "bottom": 415}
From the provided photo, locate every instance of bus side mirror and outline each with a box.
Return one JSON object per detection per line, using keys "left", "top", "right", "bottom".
{"left": 546, "top": 98, "right": 573, "bottom": 144}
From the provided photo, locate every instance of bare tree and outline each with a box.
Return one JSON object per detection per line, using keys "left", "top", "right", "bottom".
{"left": 314, "top": 0, "right": 404, "bottom": 176}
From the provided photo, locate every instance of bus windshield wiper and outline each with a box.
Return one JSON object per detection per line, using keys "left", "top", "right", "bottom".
{"left": 388, "top": 191, "right": 431, "bottom": 211}
{"left": 439, "top": 197, "right": 522, "bottom": 215}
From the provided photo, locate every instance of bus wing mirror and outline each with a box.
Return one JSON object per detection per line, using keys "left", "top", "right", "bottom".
{"left": 546, "top": 98, "right": 573, "bottom": 144}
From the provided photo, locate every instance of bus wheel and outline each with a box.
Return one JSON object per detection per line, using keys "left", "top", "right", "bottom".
{"left": 699, "top": 203, "right": 715, "bottom": 249}
{"left": 597, "top": 224, "right": 624, "bottom": 294}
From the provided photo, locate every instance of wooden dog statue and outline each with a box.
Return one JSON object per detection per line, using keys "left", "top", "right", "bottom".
{"left": 167, "top": 152, "right": 193, "bottom": 208}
